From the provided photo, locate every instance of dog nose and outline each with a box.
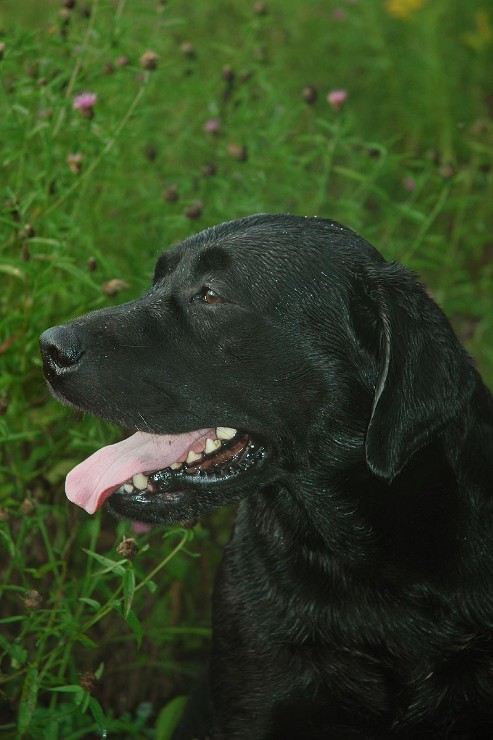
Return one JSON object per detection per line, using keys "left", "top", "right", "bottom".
{"left": 39, "top": 326, "right": 84, "bottom": 371}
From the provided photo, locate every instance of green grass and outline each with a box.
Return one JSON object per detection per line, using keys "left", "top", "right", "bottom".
{"left": 1, "top": 0, "right": 492, "bottom": 736}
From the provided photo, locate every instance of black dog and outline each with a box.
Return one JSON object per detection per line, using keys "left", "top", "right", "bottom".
{"left": 40, "top": 214, "right": 493, "bottom": 739}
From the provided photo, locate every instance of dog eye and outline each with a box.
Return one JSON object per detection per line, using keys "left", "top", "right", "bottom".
{"left": 195, "top": 288, "right": 224, "bottom": 305}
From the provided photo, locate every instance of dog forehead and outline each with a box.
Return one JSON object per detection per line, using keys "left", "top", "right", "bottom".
{"left": 188, "top": 240, "right": 327, "bottom": 302}
{"left": 155, "top": 234, "right": 304, "bottom": 284}
{"left": 153, "top": 214, "right": 379, "bottom": 296}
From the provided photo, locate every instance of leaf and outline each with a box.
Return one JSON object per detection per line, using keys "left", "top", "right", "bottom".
{"left": 123, "top": 566, "right": 135, "bottom": 618}
{"left": 94, "top": 662, "right": 105, "bottom": 680}
{"left": 83, "top": 549, "right": 126, "bottom": 576}
{"left": 49, "top": 684, "right": 85, "bottom": 694}
{"left": 18, "top": 666, "right": 39, "bottom": 737}
{"left": 125, "top": 609, "right": 143, "bottom": 648}
{"left": 54, "top": 261, "right": 101, "bottom": 291}
{"left": 332, "top": 165, "right": 368, "bottom": 183}
{"left": 0, "top": 634, "right": 28, "bottom": 667}
{"left": 74, "top": 634, "right": 98, "bottom": 648}
{"left": 78, "top": 597, "right": 102, "bottom": 611}
{"left": 0, "top": 528, "right": 15, "bottom": 558}
{"left": 144, "top": 579, "right": 157, "bottom": 593}
{"left": 0, "top": 264, "right": 26, "bottom": 281}
{"left": 0, "top": 616, "right": 25, "bottom": 625}
{"left": 394, "top": 204, "right": 427, "bottom": 223}
{"left": 155, "top": 696, "right": 187, "bottom": 740}
{"left": 88, "top": 697, "right": 107, "bottom": 735}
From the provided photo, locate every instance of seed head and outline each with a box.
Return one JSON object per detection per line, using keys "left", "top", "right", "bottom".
{"left": 253, "top": 2, "right": 268, "bottom": 15}
{"left": 23, "top": 590, "right": 43, "bottom": 611}
{"left": 5, "top": 200, "right": 20, "bottom": 222}
{"left": 67, "top": 152, "right": 83, "bottom": 174}
{"left": 20, "top": 498, "right": 34, "bottom": 515}
{"left": 201, "top": 162, "right": 217, "bottom": 177}
{"left": 163, "top": 184, "right": 179, "bottom": 202}
{"left": 184, "top": 201, "right": 203, "bottom": 220}
{"left": 254, "top": 45, "right": 267, "bottom": 61}
{"left": 79, "top": 672, "right": 97, "bottom": 693}
{"left": 302, "top": 86, "right": 318, "bottom": 104}
{"left": 180, "top": 41, "right": 196, "bottom": 58}
{"left": 222, "top": 65, "right": 235, "bottom": 83}
{"left": 426, "top": 149, "right": 440, "bottom": 165}
{"left": 140, "top": 50, "right": 159, "bottom": 70}
{"left": 145, "top": 145, "right": 157, "bottom": 161}
{"left": 102, "top": 279, "right": 129, "bottom": 297}
{"left": 0, "top": 392, "right": 8, "bottom": 415}
{"left": 239, "top": 70, "right": 253, "bottom": 83}
{"left": 438, "top": 163, "right": 455, "bottom": 179}
{"left": 116, "top": 536, "right": 138, "bottom": 559}
{"left": 19, "top": 223, "right": 35, "bottom": 239}
{"left": 227, "top": 143, "right": 248, "bottom": 162}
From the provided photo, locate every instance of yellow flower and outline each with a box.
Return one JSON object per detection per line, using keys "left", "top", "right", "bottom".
{"left": 463, "top": 10, "right": 493, "bottom": 51}
{"left": 385, "top": 0, "right": 428, "bottom": 20}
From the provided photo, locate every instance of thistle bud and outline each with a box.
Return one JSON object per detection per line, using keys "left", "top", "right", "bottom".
{"left": 23, "top": 590, "right": 43, "bottom": 611}
{"left": 116, "top": 536, "right": 138, "bottom": 560}
{"left": 139, "top": 50, "right": 159, "bottom": 70}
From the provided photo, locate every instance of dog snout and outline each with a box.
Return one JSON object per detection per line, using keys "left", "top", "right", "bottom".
{"left": 39, "top": 325, "right": 84, "bottom": 375}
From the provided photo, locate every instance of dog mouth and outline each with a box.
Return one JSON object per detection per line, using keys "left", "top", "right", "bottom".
{"left": 65, "top": 425, "right": 267, "bottom": 517}
{"left": 117, "top": 429, "right": 263, "bottom": 493}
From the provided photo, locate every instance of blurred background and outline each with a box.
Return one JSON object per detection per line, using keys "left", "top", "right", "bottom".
{"left": 1, "top": 0, "right": 492, "bottom": 736}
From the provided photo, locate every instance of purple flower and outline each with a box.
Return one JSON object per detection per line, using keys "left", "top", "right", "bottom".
{"left": 73, "top": 92, "right": 97, "bottom": 118}
{"left": 332, "top": 8, "right": 348, "bottom": 20}
{"left": 203, "top": 118, "right": 220, "bottom": 134}
{"left": 403, "top": 176, "right": 416, "bottom": 192}
{"left": 73, "top": 92, "right": 97, "bottom": 110}
{"left": 131, "top": 521, "right": 153, "bottom": 534}
{"left": 327, "top": 89, "right": 348, "bottom": 111}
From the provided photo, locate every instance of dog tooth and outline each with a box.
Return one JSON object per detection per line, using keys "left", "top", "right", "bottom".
{"left": 123, "top": 483, "right": 134, "bottom": 493}
{"left": 170, "top": 461, "right": 183, "bottom": 470}
{"left": 186, "top": 450, "right": 202, "bottom": 464}
{"left": 205, "top": 438, "right": 222, "bottom": 454}
{"left": 132, "top": 473, "right": 148, "bottom": 490}
{"left": 216, "top": 426, "right": 237, "bottom": 440}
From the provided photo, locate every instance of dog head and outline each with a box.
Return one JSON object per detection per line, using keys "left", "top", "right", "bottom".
{"left": 40, "top": 214, "right": 476, "bottom": 525}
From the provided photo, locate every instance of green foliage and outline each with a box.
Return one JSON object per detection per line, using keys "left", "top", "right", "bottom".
{"left": 0, "top": 0, "right": 492, "bottom": 735}
{"left": 155, "top": 695, "right": 187, "bottom": 740}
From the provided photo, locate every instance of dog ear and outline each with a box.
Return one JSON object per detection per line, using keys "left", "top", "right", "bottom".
{"left": 364, "top": 262, "right": 476, "bottom": 481}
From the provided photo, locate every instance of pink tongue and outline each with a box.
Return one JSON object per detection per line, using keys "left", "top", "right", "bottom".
{"left": 65, "top": 429, "right": 213, "bottom": 514}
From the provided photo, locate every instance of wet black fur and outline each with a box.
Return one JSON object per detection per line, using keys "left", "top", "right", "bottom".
{"left": 40, "top": 214, "right": 493, "bottom": 739}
